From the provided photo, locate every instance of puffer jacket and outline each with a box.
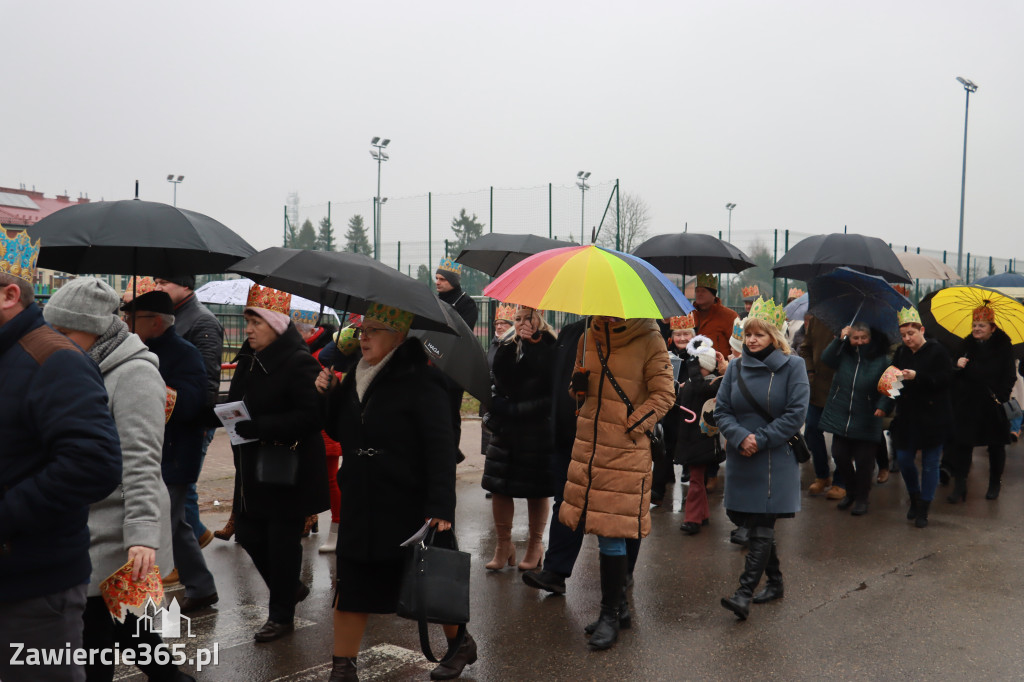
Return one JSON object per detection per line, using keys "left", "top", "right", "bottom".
{"left": 559, "top": 317, "right": 675, "bottom": 539}
{"left": 818, "top": 336, "right": 891, "bottom": 442}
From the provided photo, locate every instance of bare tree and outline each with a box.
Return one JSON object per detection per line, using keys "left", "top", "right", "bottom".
{"left": 596, "top": 191, "right": 651, "bottom": 252}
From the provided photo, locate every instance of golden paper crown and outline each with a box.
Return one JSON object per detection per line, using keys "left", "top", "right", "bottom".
{"left": 747, "top": 297, "right": 786, "bottom": 330}
{"left": 788, "top": 287, "right": 805, "bottom": 300}
{"left": 495, "top": 303, "right": 516, "bottom": 323}
{"left": 696, "top": 273, "right": 718, "bottom": 290}
{"left": 669, "top": 312, "right": 696, "bottom": 330}
{"left": 334, "top": 326, "right": 360, "bottom": 355}
{"left": 0, "top": 227, "right": 41, "bottom": 283}
{"left": 364, "top": 302, "right": 413, "bottom": 334}
{"left": 742, "top": 284, "right": 760, "bottom": 299}
{"left": 245, "top": 283, "right": 291, "bottom": 315}
{"left": 125, "top": 276, "right": 157, "bottom": 297}
{"left": 892, "top": 284, "right": 910, "bottom": 297}
{"left": 290, "top": 308, "right": 318, "bottom": 325}
{"left": 437, "top": 257, "right": 462, "bottom": 275}
{"left": 973, "top": 305, "right": 996, "bottom": 323}
{"left": 897, "top": 306, "right": 921, "bottom": 326}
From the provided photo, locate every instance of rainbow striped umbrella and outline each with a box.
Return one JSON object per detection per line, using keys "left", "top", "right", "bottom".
{"left": 483, "top": 244, "right": 693, "bottom": 318}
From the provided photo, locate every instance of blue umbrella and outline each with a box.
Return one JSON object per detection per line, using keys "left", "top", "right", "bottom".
{"left": 972, "top": 272, "right": 1024, "bottom": 288}
{"left": 808, "top": 267, "right": 911, "bottom": 344}
{"left": 784, "top": 293, "right": 808, "bottom": 322}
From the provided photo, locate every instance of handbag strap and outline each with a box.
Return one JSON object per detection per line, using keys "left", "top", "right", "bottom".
{"left": 414, "top": 527, "right": 466, "bottom": 664}
{"left": 735, "top": 365, "right": 774, "bottom": 425}
{"left": 595, "top": 340, "right": 634, "bottom": 415}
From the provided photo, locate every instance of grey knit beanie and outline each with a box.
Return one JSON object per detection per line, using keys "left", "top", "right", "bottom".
{"left": 43, "top": 277, "right": 120, "bottom": 335}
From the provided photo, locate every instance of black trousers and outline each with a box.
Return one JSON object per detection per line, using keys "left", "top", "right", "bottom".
{"left": 447, "top": 385, "right": 464, "bottom": 452}
{"left": 947, "top": 442, "right": 1006, "bottom": 481}
{"left": 832, "top": 435, "right": 877, "bottom": 502}
{"left": 235, "top": 512, "right": 305, "bottom": 623}
{"left": 82, "top": 596, "right": 180, "bottom": 682}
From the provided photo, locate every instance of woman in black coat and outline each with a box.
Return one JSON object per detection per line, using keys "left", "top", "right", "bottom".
{"left": 880, "top": 310, "right": 954, "bottom": 527}
{"left": 946, "top": 306, "right": 1017, "bottom": 502}
{"left": 318, "top": 304, "right": 474, "bottom": 682}
{"left": 228, "top": 286, "right": 330, "bottom": 642}
{"left": 482, "top": 306, "right": 557, "bottom": 571}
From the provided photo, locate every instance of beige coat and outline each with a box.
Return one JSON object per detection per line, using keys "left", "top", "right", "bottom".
{"left": 559, "top": 318, "right": 675, "bottom": 539}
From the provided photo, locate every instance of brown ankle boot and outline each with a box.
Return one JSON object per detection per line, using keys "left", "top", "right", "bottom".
{"left": 518, "top": 498, "right": 548, "bottom": 571}
{"left": 486, "top": 494, "right": 515, "bottom": 570}
{"left": 213, "top": 512, "right": 235, "bottom": 541}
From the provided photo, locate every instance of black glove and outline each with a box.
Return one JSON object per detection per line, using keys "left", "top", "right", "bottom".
{"left": 233, "top": 420, "right": 259, "bottom": 439}
{"left": 570, "top": 369, "right": 590, "bottom": 396}
{"left": 490, "top": 395, "right": 512, "bottom": 416}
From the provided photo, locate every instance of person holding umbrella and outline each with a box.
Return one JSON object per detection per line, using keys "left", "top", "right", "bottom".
{"left": 946, "top": 305, "right": 1017, "bottom": 502}
{"left": 435, "top": 257, "right": 479, "bottom": 459}
{"left": 715, "top": 298, "right": 809, "bottom": 621}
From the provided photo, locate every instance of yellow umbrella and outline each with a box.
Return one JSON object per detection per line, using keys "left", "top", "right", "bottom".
{"left": 930, "top": 285, "right": 1024, "bottom": 345}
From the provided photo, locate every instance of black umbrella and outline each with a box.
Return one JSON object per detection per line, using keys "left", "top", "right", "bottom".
{"left": 229, "top": 247, "right": 455, "bottom": 334}
{"left": 455, "top": 232, "right": 566, "bottom": 276}
{"left": 411, "top": 301, "right": 491, "bottom": 406}
{"left": 27, "top": 199, "right": 256, "bottom": 275}
{"left": 771, "top": 233, "right": 912, "bottom": 284}
{"left": 631, "top": 233, "right": 756, "bottom": 275}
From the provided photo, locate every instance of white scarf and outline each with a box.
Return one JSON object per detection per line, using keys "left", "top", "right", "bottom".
{"left": 355, "top": 347, "right": 398, "bottom": 402}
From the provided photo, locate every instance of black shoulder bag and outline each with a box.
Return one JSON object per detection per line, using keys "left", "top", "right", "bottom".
{"left": 735, "top": 366, "right": 811, "bottom": 463}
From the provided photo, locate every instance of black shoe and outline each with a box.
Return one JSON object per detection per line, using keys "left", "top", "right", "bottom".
{"left": 254, "top": 619, "right": 294, "bottom": 642}
{"left": 329, "top": 656, "right": 358, "bottom": 682}
{"left": 178, "top": 592, "right": 218, "bottom": 613}
{"left": 296, "top": 582, "right": 310, "bottom": 603}
{"left": 730, "top": 526, "right": 749, "bottom": 547}
{"left": 947, "top": 477, "right": 967, "bottom": 503}
{"left": 939, "top": 467, "right": 951, "bottom": 486}
{"left": 850, "top": 500, "right": 869, "bottom": 516}
{"left": 429, "top": 633, "right": 477, "bottom": 680}
{"left": 986, "top": 481, "right": 1001, "bottom": 500}
{"left": 837, "top": 496, "right": 855, "bottom": 511}
{"left": 650, "top": 491, "right": 665, "bottom": 506}
{"left": 522, "top": 569, "right": 566, "bottom": 595}
{"left": 915, "top": 500, "right": 930, "bottom": 528}
{"left": 907, "top": 493, "right": 921, "bottom": 521}
{"left": 680, "top": 521, "right": 701, "bottom": 535}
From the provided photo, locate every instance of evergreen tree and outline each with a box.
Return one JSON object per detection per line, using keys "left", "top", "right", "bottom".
{"left": 295, "top": 219, "right": 317, "bottom": 250}
{"left": 448, "top": 209, "right": 487, "bottom": 295}
{"left": 416, "top": 264, "right": 433, "bottom": 286}
{"left": 344, "top": 215, "right": 372, "bottom": 255}
{"left": 285, "top": 221, "right": 298, "bottom": 248}
{"left": 316, "top": 216, "right": 335, "bottom": 251}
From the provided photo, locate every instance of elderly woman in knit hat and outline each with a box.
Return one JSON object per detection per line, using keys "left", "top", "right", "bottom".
{"left": 318, "top": 303, "right": 476, "bottom": 681}
{"left": 227, "top": 284, "right": 330, "bottom": 643}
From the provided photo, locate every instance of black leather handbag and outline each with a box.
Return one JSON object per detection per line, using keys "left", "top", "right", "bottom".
{"left": 255, "top": 442, "right": 299, "bottom": 486}
{"left": 397, "top": 528, "right": 471, "bottom": 663}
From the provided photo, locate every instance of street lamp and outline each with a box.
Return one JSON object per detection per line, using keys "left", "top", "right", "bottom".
{"left": 166, "top": 174, "right": 184, "bottom": 207}
{"left": 725, "top": 203, "right": 736, "bottom": 242}
{"left": 374, "top": 197, "right": 388, "bottom": 260}
{"left": 370, "top": 137, "right": 391, "bottom": 260}
{"left": 576, "top": 171, "right": 591, "bottom": 243}
{"left": 955, "top": 77, "right": 978, "bottom": 277}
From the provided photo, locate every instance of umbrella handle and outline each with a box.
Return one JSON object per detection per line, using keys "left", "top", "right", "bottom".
{"left": 677, "top": 405, "right": 698, "bottom": 424}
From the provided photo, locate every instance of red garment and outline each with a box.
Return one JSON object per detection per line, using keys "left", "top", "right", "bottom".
{"left": 684, "top": 464, "right": 710, "bottom": 524}
{"left": 693, "top": 300, "right": 738, "bottom": 356}
{"left": 307, "top": 328, "right": 343, "bottom": 458}
{"left": 326, "top": 455, "right": 341, "bottom": 524}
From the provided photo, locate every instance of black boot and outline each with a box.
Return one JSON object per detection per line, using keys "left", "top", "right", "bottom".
{"left": 986, "top": 478, "right": 1001, "bottom": 500}
{"left": 587, "top": 553, "right": 628, "bottom": 650}
{"left": 729, "top": 526, "right": 749, "bottom": 547}
{"left": 752, "top": 540, "right": 784, "bottom": 604}
{"left": 329, "top": 656, "right": 358, "bottom": 682}
{"left": 429, "top": 632, "right": 477, "bottom": 680}
{"left": 721, "top": 527, "right": 774, "bottom": 620}
{"left": 915, "top": 500, "right": 930, "bottom": 528}
{"left": 584, "top": 584, "right": 631, "bottom": 635}
{"left": 947, "top": 477, "right": 967, "bottom": 503}
{"left": 906, "top": 493, "right": 920, "bottom": 520}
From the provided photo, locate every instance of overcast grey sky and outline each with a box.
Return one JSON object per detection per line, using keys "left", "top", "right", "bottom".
{"left": 5, "top": 0, "right": 1022, "bottom": 263}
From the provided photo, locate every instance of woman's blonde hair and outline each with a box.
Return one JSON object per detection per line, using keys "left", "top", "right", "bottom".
{"left": 515, "top": 305, "right": 555, "bottom": 339}
{"left": 742, "top": 316, "right": 792, "bottom": 355}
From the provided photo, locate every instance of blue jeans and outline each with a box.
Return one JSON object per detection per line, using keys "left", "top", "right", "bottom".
{"left": 597, "top": 536, "right": 626, "bottom": 556}
{"left": 1011, "top": 414, "right": 1022, "bottom": 434}
{"left": 806, "top": 404, "right": 844, "bottom": 487}
{"left": 186, "top": 427, "right": 217, "bottom": 540}
{"left": 897, "top": 445, "right": 942, "bottom": 502}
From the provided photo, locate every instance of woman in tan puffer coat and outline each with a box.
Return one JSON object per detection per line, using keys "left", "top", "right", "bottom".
{"left": 559, "top": 316, "right": 674, "bottom": 651}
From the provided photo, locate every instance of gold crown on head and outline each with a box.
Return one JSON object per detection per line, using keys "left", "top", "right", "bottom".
{"left": 747, "top": 297, "right": 786, "bottom": 330}
{"left": 788, "top": 287, "right": 805, "bottom": 300}
{"left": 897, "top": 306, "right": 922, "bottom": 326}
{"left": 495, "top": 303, "right": 516, "bottom": 323}
{"left": 669, "top": 312, "right": 696, "bottom": 330}
{"left": 742, "top": 284, "right": 760, "bottom": 299}
{"left": 245, "top": 283, "right": 291, "bottom": 315}
{"left": 696, "top": 273, "right": 718, "bottom": 290}
{"left": 364, "top": 302, "right": 414, "bottom": 334}
{"left": 437, "top": 257, "right": 462, "bottom": 275}
{"left": 0, "top": 227, "right": 41, "bottom": 284}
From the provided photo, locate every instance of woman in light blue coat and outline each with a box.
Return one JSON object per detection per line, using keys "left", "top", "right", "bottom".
{"left": 715, "top": 298, "right": 809, "bottom": 621}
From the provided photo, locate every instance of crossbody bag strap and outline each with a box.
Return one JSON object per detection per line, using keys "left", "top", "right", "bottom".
{"left": 595, "top": 340, "right": 634, "bottom": 415}
{"left": 735, "top": 365, "right": 773, "bottom": 424}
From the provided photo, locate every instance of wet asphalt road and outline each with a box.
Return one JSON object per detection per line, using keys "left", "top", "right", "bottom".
{"left": 118, "top": 421, "right": 1024, "bottom": 681}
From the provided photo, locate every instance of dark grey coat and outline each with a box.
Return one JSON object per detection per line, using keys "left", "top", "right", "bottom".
{"left": 715, "top": 348, "right": 810, "bottom": 515}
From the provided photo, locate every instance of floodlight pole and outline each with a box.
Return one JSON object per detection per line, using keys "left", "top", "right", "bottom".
{"left": 955, "top": 78, "right": 977, "bottom": 278}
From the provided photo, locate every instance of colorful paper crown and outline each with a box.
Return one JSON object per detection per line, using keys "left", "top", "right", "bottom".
{"left": 437, "top": 257, "right": 462, "bottom": 275}
{"left": 0, "top": 227, "right": 41, "bottom": 283}
{"left": 495, "top": 303, "right": 516, "bottom": 323}
{"left": 878, "top": 366, "right": 904, "bottom": 398}
{"left": 897, "top": 306, "right": 921, "bottom": 326}
{"left": 696, "top": 273, "right": 718, "bottom": 290}
{"left": 669, "top": 312, "right": 696, "bottom": 330}
{"left": 245, "top": 283, "right": 291, "bottom": 315}
{"left": 364, "top": 302, "right": 413, "bottom": 334}
{"left": 290, "top": 308, "right": 318, "bottom": 325}
{"left": 892, "top": 284, "right": 910, "bottom": 297}
{"left": 788, "top": 288, "right": 805, "bottom": 300}
{"left": 742, "top": 284, "right": 760, "bottom": 300}
{"left": 334, "top": 326, "right": 360, "bottom": 355}
{"left": 746, "top": 297, "right": 787, "bottom": 330}
{"left": 125, "top": 276, "right": 157, "bottom": 297}
{"left": 973, "top": 305, "right": 996, "bottom": 323}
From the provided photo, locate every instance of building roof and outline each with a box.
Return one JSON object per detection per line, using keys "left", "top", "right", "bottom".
{"left": 0, "top": 186, "right": 91, "bottom": 227}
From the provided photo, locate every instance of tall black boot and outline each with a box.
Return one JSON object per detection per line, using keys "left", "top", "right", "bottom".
{"left": 588, "top": 553, "right": 628, "bottom": 650}
{"left": 915, "top": 500, "right": 931, "bottom": 528}
{"left": 906, "top": 493, "right": 920, "bottom": 520}
{"left": 752, "top": 540, "right": 783, "bottom": 604}
{"left": 721, "top": 527, "right": 774, "bottom": 620}
{"left": 583, "top": 583, "right": 631, "bottom": 635}
{"left": 947, "top": 477, "right": 967, "bottom": 504}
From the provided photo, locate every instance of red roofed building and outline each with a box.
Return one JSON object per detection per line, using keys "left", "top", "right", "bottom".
{"left": 0, "top": 185, "right": 92, "bottom": 227}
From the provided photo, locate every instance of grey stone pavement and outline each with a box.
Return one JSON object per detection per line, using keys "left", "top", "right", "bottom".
{"left": 119, "top": 420, "right": 1024, "bottom": 681}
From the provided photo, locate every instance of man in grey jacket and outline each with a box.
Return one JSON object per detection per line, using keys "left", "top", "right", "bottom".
{"left": 155, "top": 274, "right": 224, "bottom": 547}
